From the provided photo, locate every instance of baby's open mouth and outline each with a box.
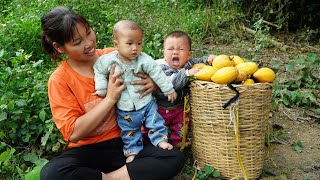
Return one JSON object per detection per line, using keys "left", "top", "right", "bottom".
{"left": 172, "top": 57, "right": 179, "bottom": 66}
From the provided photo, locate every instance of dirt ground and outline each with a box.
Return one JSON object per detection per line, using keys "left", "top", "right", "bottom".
{"left": 172, "top": 33, "right": 320, "bottom": 180}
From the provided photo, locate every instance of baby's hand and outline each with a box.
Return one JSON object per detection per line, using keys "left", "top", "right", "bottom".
{"left": 188, "top": 66, "right": 203, "bottom": 76}
{"left": 92, "top": 90, "right": 106, "bottom": 97}
{"left": 207, "top": 54, "right": 216, "bottom": 64}
{"left": 167, "top": 91, "right": 177, "bottom": 103}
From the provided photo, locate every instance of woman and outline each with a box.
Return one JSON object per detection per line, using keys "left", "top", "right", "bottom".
{"left": 40, "top": 6, "right": 184, "bottom": 180}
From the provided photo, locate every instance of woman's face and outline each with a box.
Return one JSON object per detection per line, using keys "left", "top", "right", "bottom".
{"left": 57, "top": 23, "right": 98, "bottom": 63}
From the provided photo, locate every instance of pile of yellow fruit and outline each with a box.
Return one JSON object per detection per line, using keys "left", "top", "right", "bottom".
{"left": 193, "top": 55, "right": 276, "bottom": 84}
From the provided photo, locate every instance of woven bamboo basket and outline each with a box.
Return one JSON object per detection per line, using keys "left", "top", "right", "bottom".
{"left": 189, "top": 80, "right": 272, "bottom": 179}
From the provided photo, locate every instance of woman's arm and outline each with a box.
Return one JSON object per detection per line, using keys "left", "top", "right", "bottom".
{"left": 69, "top": 64, "right": 125, "bottom": 142}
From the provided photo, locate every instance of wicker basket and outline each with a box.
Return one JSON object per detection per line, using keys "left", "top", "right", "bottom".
{"left": 189, "top": 80, "right": 272, "bottom": 179}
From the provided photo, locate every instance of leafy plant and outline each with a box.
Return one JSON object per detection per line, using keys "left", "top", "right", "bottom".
{"left": 272, "top": 53, "right": 320, "bottom": 110}
{"left": 0, "top": 49, "right": 61, "bottom": 178}
{"left": 291, "top": 140, "right": 303, "bottom": 153}
{"left": 194, "top": 164, "right": 220, "bottom": 180}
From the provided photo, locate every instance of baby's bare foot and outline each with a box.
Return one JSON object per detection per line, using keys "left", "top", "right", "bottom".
{"left": 126, "top": 155, "right": 135, "bottom": 163}
{"left": 158, "top": 141, "right": 173, "bottom": 150}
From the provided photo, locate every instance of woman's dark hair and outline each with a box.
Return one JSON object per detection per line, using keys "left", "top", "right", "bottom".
{"left": 41, "top": 7, "right": 91, "bottom": 60}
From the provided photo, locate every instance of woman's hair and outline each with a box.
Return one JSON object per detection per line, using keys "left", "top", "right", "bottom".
{"left": 41, "top": 7, "right": 91, "bottom": 60}
{"left": 163, "top": 31, "right": 192, "bottom": 50}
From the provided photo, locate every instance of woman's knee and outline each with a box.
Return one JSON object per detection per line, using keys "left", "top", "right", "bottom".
{"left": 40, "top": 161, "right": 59, "bottom": 180}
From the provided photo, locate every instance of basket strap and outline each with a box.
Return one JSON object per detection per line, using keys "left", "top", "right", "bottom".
{"left": 180, "top": 96, "right": 190, "bottom": 151}
{"left": 223, "top": 84, "right": 240, "bottom": 109}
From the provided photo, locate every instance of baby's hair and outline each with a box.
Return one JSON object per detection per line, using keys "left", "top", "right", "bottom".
{"left": 164, "top": 31, "right": 192, "bottom": 50}
{"left": 40, "top": 7, "right": 91, "bottom": 61}
{"left": 113, "top": 20, "right": 143, "bottom": 40}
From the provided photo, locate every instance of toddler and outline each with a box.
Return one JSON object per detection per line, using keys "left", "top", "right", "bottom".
{"left": 94, "top": 20, "right": 177, "bottom": 163}
{"left": 154, "top": 30, "right": 215, "bottom": 148}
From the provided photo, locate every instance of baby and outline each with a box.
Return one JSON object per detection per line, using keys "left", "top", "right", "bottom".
{"left": 94, "top": 20, "right": 177, "bottom": 162}
{"left": 154, "top": 30, "right": 215, "bottom": 148}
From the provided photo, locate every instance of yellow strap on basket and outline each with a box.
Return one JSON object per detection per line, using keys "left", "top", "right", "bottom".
{"left": 230, "top": 100, "right": 248, "bottom": 180}
{"left": 180, "top": 96, "right": 190, "bottom": 151}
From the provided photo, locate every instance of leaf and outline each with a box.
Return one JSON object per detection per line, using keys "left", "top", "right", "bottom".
{"left": 204, "top": 165, "right": 213, "bottom": 174}
{"left": 23, "top": 153, "right": 38, "bottom": 163}
{"left": 32, "top": 60, "right": 44, "bottom": 68}
{"left": 39, "top": 110, "right": 46, "bottom": 121}
{"left": 212, "top": 170, "right": 221, "bottom": 177}
{"left": 0, "top": 112, "right": 7, "bottom": 121}
{"left": 312, "top": 108, "right": 320, "bottom": 115}
{"left": 306, "top": 53, "right": 317, "bottom": 63}
{"left": 7, "top": 102, "right": 15, "bottom": 111}
{"left": 279, "top": 172, "right": 288, "bottom": 180}
{"left": 295, "top": 57, "right": 305, "bottom": 64}
{"left": 41, "top": 131, "right": 50, "bottom": 146}
{"left": 0, "top": 49, "right": 4, "bottom": 57}
{"left": 25, "top": 165, "right": 42, "bottom": 180}
{"left": 16, "top": 99, "right": 27, "bottom": 107}
{"left": 0, "top": 150, "right": 11, "bottom": 163}
{"left": 286, "top": 62, "right": 295, "bottom": 72}
{"left": 271, "top": 60, "right": 281, "bottom": 70}
{"left": 35, "top": 158, "right": 49, "bottom": 167}
{"left": 292, "top": 140, "right": 303, "bottom": 153}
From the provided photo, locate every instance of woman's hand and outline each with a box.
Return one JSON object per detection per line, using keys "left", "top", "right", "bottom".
{"left": 131, "top": 73, "right": 159, "bottom": 98}
{"left": 106, "top": 64, "right": 126, "bottom": 103}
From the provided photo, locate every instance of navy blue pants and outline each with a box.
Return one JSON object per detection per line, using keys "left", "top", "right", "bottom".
{"left": 40, "top": 138, "right": 184, "bottom": 180}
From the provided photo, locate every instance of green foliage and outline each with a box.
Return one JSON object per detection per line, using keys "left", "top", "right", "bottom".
{"left": 194, "top": 164, "right": 220, "bottom": 180}
{"left": 291, "top": 140, "right": 303, "bottom": 153}
{"left": 252, "top": 16, "right": 272, "bottom": 51}
{"left": 239, "top": 0, "right": 320, "bottom": 32}
{"left": 272, "top": 53, "right": 320, "bottom": 110}
{"left": 0, "top": 49, "right": 61, "bottom": 177}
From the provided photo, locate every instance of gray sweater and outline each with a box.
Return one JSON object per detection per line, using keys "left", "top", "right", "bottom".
{"left": 94, "top": 51, "right": 175, "bottom": 111}
{"left": 155, "top": 56, "right": 209, "bottom": 108}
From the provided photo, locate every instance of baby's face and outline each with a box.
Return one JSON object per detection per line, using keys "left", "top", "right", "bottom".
{"left": 163, "top": 36, "right": 192, "bottom": 69}
{"left": 115, "top": 29, "right": 143, "bottom": 62}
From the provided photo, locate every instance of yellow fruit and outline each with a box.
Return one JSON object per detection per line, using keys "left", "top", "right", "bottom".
{"left": 233, "top": 70, "right": 247, "bottom": 83}
{"left": 192, "top": 63, "right": 207, "bottom": 68}
{"left": 211, "top": 66, "right": 239, "bottom": 84}
{"left": 194, "top": 66, "right": 218, "bottom": 81}
{"left": 236, "top": 62, "right": 258, "bottom": 75}
{"left": 212, "top": 54, "right": 234, "bottom": 69}
{"left": 253, "top": 67, "right": 276, "bottom": 83}
{"left": 242, "top": 79, "right": 255, "bottom": 85}
{"left": 230, "top": 55, "right": 245, "bottom": 66}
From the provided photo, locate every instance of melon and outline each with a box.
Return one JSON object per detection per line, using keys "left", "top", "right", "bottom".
{"left": 233, "top": 70, "right": 247, "bottom": 83}
{"left": 242, "top": 78, "right": 255, "bottom": 85}
{"left": 230, "top": 55, "right": 245, "bottom": 66}
{"left": 253, "top": 67, "right": 276, "bottom": 83}
{"left": 194, "top": 66, "right": 218, "bottom": 81}
{"left": 236, "top": 62, "right": 258, "bottom": 75}
{"left": 192, "top": 63, "right": 207, "bottom": 68}
{"left": 212, "top": 55, "right": 234, "bottom": 69}
{"left": 211, "top": 66, "right": 239, "bottom": 84}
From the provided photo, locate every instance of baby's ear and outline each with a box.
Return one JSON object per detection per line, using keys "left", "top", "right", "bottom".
{"left": 114, "top": 40, "right": 119, "bottom": 49}
{"left": 188, "top": 50, "right": 192, "bottom": 57}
